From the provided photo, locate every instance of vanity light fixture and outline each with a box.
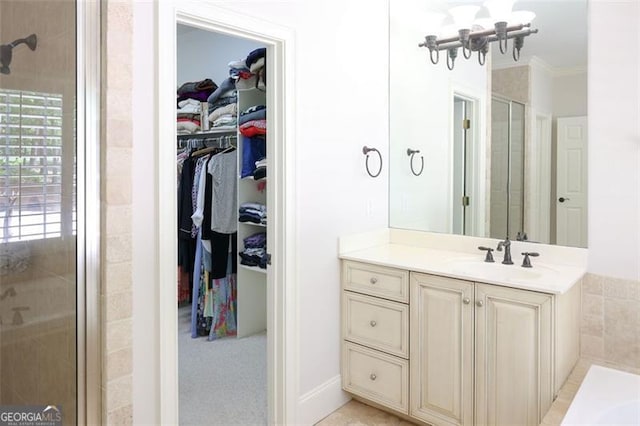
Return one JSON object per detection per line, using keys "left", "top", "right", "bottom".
{"left": 418, "top": 0, "right": 537, "bottom": 70}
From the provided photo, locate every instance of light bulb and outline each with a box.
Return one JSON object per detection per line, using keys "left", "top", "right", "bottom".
{"left": 449, "top": 5, "right": 481, "bottom": 30}
{"left": 484, "top": 0, "right": 515, "bottom": 23}
{"left": 509, "top": 10, "right": 536, "bottom": 26}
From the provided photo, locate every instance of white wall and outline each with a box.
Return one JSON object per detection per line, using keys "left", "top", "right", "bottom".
{"left": 553, "top": 71, "right": 588, "bottom": 117}
{"left": 388, "top": 0, "right": 488, "bottom": 233}
{"left": 529, "top": 59, "right": 554, "bottom": 115}
{"left": 587, "top": 0, "right": 640, "bottom": 281}
{"left": 177, "top": 25, "right": 263, "bottom": 87}
{"left": 132, "top": 1, "right": 389, "bottom": 424}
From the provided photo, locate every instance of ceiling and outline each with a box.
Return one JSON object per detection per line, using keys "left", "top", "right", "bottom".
{"left": 426, "top": 0, "right": 588, "bottom": 70}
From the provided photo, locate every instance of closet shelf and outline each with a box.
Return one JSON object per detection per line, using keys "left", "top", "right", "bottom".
{"left": 240, "top": 176, "right": 266, "bottom": 182}
{"left": 239, "top": 222, "right": 267, "bottom": 228}
{"left": 239, "top": 264, "right": 267, "bottom": 274}
{"left": 177, "top": 127, "right": 237, "bottom": 138}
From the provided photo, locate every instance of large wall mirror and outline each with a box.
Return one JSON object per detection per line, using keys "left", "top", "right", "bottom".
{"left": 389, "top": 0, "right": 588, "bottom": 248}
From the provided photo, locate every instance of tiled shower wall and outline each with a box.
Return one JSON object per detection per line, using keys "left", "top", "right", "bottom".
{"left": 101, "top": 0, "right": 134, "bottom": 423}
{"left": 581, "top": 273, "right": 640, "bottom": 369}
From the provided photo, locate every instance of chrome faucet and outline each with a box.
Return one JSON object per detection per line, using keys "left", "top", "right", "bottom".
{"left": 496, "top": 237, "right": 514, "bottom": 265}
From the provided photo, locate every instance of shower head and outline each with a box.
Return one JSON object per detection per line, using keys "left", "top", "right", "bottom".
{"left": 0, "top": 34, "right": 37, "bottom": 75}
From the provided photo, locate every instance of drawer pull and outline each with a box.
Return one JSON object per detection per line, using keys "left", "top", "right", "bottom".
{"left": 370, "top": 277, "right": 378, "bottom": 284}
{"left": 370, "top": 373, "right": 377, "bottom": 381}
{"left": 463, "top": 297, "right": 470, "bottom": 305}
{"left": 369, "top": 320, "right": 377, "bottom": 327}
{"left": 476, "top": 300, "right": 484, "bottom": 307}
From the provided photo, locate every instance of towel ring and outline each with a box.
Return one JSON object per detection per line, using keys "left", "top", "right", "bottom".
{"left": 362, "top": 146, "right": 382, "bottom": 178}
{"left": 407, "top": 148, "right": 424, "bottom": 176}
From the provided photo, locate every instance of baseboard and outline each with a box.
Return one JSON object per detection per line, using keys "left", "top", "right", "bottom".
{"left": 297, "top": 375, "right": 351, "bottom": 425}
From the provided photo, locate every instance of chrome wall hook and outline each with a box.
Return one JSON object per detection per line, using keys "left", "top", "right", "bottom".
{"left": 406, "top": 148, "right": 424, "bottom": 176}
{"left": 362, "top": 146, "right": 382, "bottom": 178}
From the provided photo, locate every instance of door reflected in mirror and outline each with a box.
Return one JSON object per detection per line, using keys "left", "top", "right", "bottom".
{"left": 389, "top": 0, "right": 588, "bottom": 247}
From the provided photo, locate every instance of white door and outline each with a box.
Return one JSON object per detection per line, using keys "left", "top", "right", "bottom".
{"left": 410, "top": 273, "right": 474, "bottom": 426}
{"left": 556, "top": 116, "right": 588, "bottom": 247}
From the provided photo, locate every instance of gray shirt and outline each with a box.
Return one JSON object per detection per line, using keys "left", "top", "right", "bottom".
{"left": 207, "top": 151, "right": 238, "bottom": 234}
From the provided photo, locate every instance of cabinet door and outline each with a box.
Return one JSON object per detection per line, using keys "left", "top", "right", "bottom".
{"left": 475, "top": 283, "right": 553, "bottom": 426}
{"left": 410, "top": 273, "right": 474, "bottom": 426}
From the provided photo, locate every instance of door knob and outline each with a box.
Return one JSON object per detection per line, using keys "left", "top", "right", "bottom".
{"left": 463, "top": 297, "right": 470, "bottom": 305}
{"left": 476, "top": 300, "right": 484, "bottom": 307}
{"left": 558, "top": 197, "right": 570, "bottom": 203}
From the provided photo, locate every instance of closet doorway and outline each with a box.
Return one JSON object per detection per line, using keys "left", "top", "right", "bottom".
{"left": 157, "top": 4, "right": 296, "bottom": 425}
{"left": 176, "top": 26, "right": 269, "bottom": 425}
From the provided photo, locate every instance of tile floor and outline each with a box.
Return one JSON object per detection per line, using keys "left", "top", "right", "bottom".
{"left": 316, "top": 357, "right": 640, "bottom": 426}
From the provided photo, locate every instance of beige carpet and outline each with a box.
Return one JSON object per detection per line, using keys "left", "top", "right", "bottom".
{"left": 178, "top": 306, "right": 267, "bottom": 425}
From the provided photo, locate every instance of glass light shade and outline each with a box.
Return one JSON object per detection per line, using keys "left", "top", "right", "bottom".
{"left": 509, "top": 10, "right": 536, "bottom": 25}
{"left": 423, "top": 11, "right": 447, "bottom": 36}
{"left": 449, "top": 5, "right": 481, "bottom": 30}
{"left": 439, "top": 23, "right": 460, "bottom": 39}
{"left": 484, "top": 0, "right": 515, "bottom": 23}
{"left": 473, "top": 17, "right": 495, "bottom": 30}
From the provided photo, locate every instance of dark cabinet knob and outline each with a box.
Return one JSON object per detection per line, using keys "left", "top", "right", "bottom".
{"left": 558, "top": 197, "right": 570, "bottom": 203}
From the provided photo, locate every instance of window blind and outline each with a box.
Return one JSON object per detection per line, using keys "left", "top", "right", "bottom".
{"left": 0, "top": 89, "right": 68, "bottom": 242}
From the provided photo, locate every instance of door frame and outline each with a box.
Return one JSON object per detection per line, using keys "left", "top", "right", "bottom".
{"left": 157, "top": 2, "right": 298, "bottom": 424}
{"left": 77, "top": 0, "right": 101, "bottom": 423}
{"left": 450, "top": 87, "right": 486, "bottom": 237}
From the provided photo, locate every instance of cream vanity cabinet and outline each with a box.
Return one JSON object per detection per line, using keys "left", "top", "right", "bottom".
{"left": 341, "top": 260, "right": 410, "bottom": 414}
{"left": 341, "top": 261, "right": 580, "bottom": 426}
{"left": 411, "top": 272, "right": 553, "bottom": 426}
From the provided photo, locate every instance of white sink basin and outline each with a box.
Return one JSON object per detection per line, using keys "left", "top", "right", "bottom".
{"left": 444, "top": 258, "right": 556, "bottom": 283}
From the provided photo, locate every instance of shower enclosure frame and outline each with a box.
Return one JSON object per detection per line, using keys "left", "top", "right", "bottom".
{"left": 76, "top": 0, "right": 102, "bottom": 424}
{"left": 490, "top": 95, "right": 526, "bottom": 240}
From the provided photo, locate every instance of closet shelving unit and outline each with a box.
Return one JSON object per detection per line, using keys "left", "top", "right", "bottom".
{"left": 236, "top": 86, "right": 267, "bottom": 338}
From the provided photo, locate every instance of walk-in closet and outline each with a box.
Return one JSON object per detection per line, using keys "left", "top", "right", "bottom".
{"left": 175, "top": 24, "right": 268, "bottom": 425}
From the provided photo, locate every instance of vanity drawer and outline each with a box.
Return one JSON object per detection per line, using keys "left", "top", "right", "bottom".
{"left": 343, "top": 260, "right": 409, "bottom": 303}
{"left": 342, "top": 342, "right": 409, "bottom": 414}
{"left": 343, "top": 291, "right": 409, "bottom": 358}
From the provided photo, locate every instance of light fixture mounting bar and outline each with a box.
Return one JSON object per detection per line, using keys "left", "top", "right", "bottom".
{"left": 431, "top": 27, "right": 538, "bottom": 52}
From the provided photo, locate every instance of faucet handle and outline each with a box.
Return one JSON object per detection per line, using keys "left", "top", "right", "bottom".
{"left": 478, "top": 246, "right": 495, "bottom": 263}
{"left": 521, "top": 252, "right": 539, "bottom": 268}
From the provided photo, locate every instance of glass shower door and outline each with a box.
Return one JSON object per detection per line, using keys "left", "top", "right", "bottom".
{"left": 0, "top": 1, "right": 78, "bottom": 425}
{"left": 490, "top": 98, "right": 525, "bottom": 240}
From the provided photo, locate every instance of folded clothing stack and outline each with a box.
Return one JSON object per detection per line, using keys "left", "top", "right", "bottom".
{"left": 253, "top": 158, "right": 266, "bottom": 180}
{"left": 241, "top": 135, "right": 266, "bottom": 178}
{"left": 233, "top": 48, "right": 266, "bottom": 91}
{"left": 207, "top": 77, "right": 238, "bottom": 127}
{"left": 239, "top": 232, "right": 267, "bottom": 269}
{"left": 239, "top": 202, "right": 266, "bottom": 225}
{"left": 177, "top": 78, "right": 217, "bottom": 103}
{"left": 177, "top": 99, "right": 203, "bottom": 134}
{"left": 176, "top": 79, "right": 217, "bottom": 134}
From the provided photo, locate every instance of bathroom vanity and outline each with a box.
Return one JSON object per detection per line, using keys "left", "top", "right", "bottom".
{"left": 340, "top": 229, "right": 585, "bottom": 426}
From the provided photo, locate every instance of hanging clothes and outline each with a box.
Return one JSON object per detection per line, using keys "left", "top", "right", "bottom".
{"left": 186, "top": 148, "right": 240, "bottom": 340}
